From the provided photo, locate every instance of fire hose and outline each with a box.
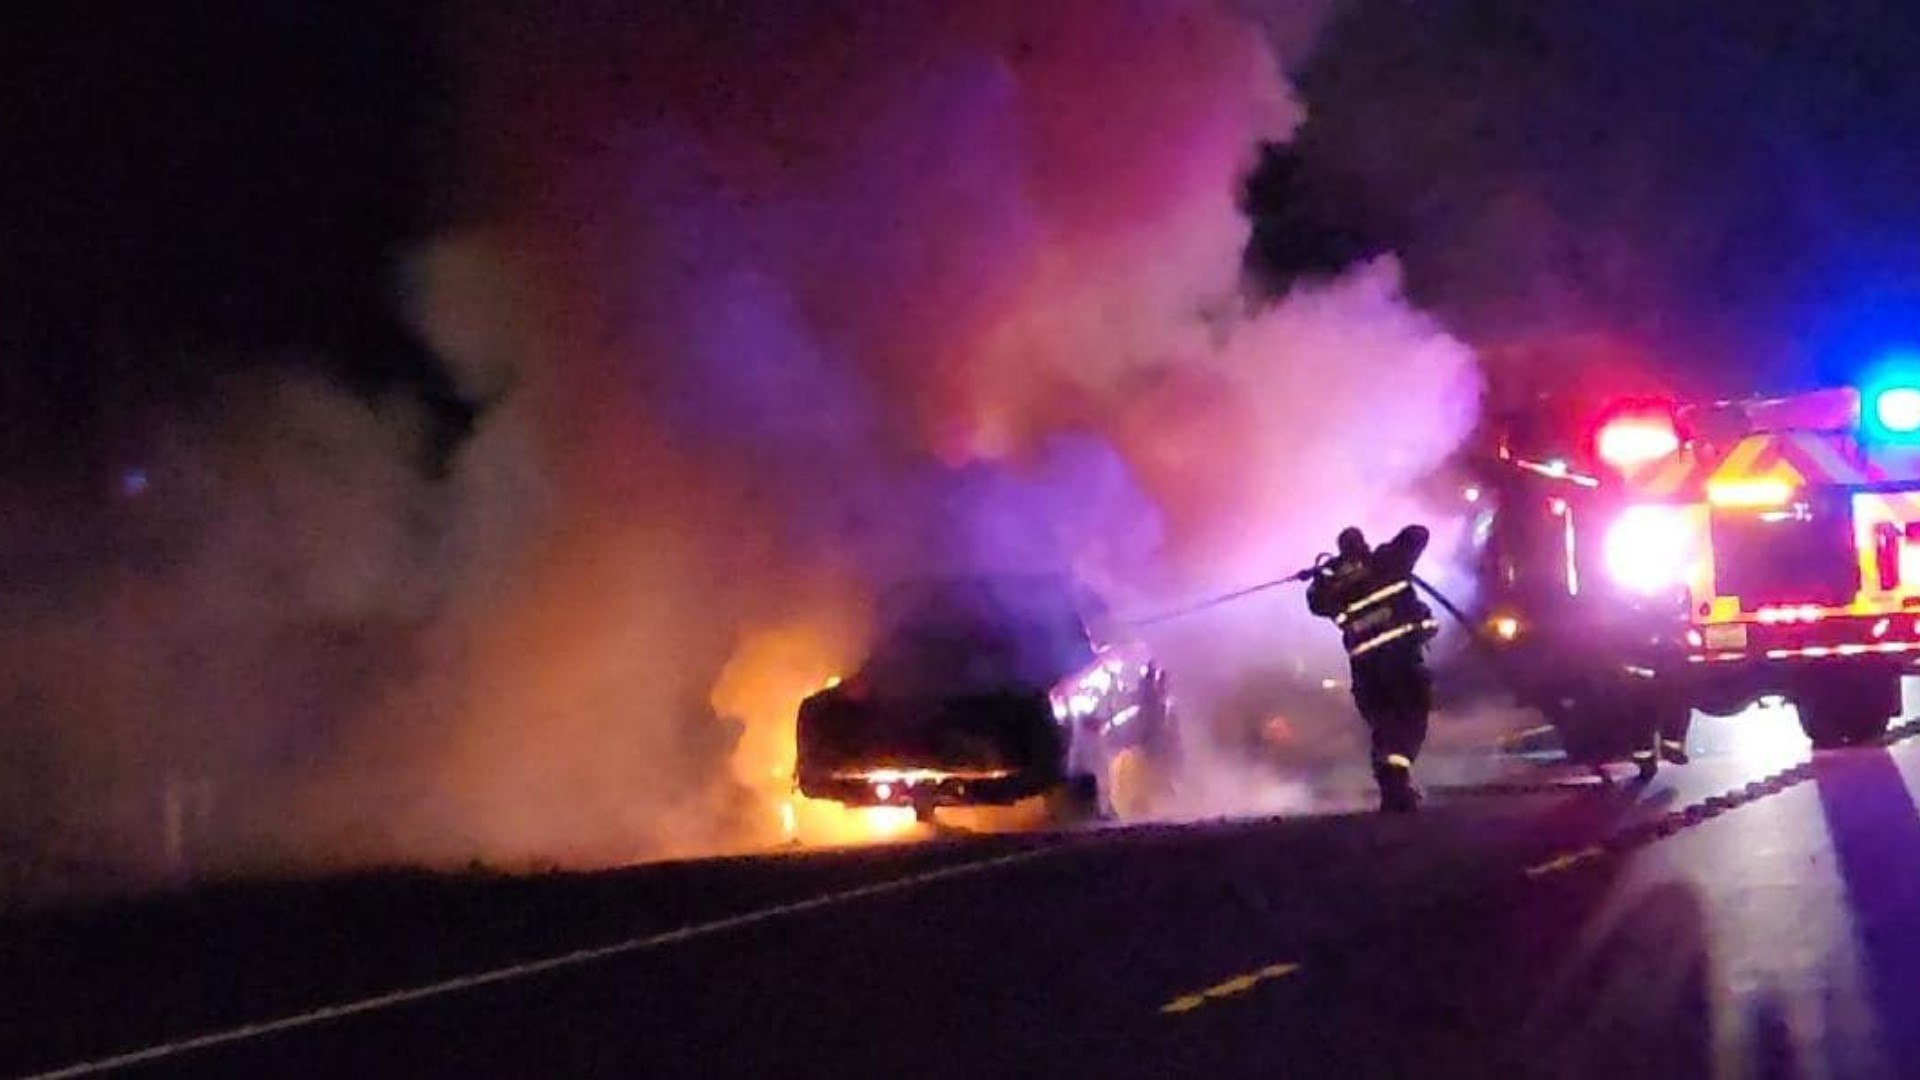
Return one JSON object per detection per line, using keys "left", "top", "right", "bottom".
{"left": 1127, "top": 555, "right": 1485, "bottom": 645}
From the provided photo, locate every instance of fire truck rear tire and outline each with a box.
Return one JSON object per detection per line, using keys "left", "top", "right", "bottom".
{"left": 1794, "top": 675, "right": 1898, "bottom": 749}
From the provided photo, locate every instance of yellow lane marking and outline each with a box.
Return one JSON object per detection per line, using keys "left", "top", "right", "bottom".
{"left": 1159, "top": 962, "right": 1301, "bottom": 1015}
{"left": 1524, "top": 845, "right": 1605, "bottom": 878}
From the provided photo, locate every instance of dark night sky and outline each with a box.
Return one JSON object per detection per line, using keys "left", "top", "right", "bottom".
{"left": 1259, "top": 0, "right": 1920, "bottom": 400}
{"left": 13, "top": 1, "right": 1920, "bottom": 484}
{"left": 0, "top": 5, "right": 457, "bottom": 483}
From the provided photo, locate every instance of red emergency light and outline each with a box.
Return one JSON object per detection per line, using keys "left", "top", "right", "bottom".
{"left": 1592, "top": 401, "right": 1682, "bottom": 470}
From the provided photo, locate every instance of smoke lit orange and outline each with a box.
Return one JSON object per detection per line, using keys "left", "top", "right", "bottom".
{"left": 708, "top": 617, "right": 933, "bottom": 848}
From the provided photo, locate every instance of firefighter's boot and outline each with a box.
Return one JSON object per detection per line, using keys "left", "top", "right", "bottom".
{"left": 1374, "top": 755, "right": 1419, "bottom": 814}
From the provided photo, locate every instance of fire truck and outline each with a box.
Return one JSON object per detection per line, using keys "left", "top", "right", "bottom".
{"left": 1464, "top": 371, "right": 1920, "bottom": 769}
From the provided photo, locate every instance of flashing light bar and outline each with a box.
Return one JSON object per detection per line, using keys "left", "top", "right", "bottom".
{"left": 1874, "top": 386, "right": 1920, "bottom": 433}
{"left": 1707, "top": 477, "right": 1795, "bottom": 508}
{"left": 1859, "top": 358, "right": 1920, "bottom": 441}
{"left": 1595, "top": 415, "right": 1681, "bottom": 469}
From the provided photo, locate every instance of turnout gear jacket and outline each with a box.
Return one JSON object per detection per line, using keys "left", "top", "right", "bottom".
{"left": 1306, "top": 525, "right": 1439, "bottom": 659}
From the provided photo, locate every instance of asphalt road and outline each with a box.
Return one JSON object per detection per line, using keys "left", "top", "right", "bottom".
{"left": 8, "top": 705, "right": 1920, "bottom": 1079}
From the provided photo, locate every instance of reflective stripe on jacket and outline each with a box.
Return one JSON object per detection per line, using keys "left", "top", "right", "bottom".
{"left": 1307, "top": 525, "right": 1436, "bottom": 659}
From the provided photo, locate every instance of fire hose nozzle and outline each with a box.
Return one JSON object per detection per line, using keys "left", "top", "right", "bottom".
{"left": 1292, "top": 552, "right": 1337, "bottom": 581}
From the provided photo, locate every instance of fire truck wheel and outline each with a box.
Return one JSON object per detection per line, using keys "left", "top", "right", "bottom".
{"left": 1794, "top": 675, "right": 1899, "bottom": 749}
{"left": 1547, "top": 687, "right": 1654, "bottom": 767}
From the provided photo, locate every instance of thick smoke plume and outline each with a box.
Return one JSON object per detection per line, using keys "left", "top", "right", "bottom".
{"left": 1293, "top": 0, "right": 1920, "bottom": 400}
{"left": 2, "top": 0, "right": 1487, "bottom": 897}
{"left": 0, "top": 367, "right": 472, "bottom": 894}
{"left": 417, "top": 0, "right": 1482, "bottom": 847}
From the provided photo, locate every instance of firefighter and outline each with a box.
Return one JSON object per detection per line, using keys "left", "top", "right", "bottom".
{"left": 1303, "top": 524, "right": 1442, "bottom": 813}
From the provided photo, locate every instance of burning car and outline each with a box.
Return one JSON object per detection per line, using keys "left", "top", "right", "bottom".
{"left": 794, "top": 575, "right": 1179, "bottom": 823}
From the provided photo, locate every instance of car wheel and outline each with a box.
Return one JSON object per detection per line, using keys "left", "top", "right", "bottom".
{"left": 1047, "top": 774, "right": 1109, "bottom": 826}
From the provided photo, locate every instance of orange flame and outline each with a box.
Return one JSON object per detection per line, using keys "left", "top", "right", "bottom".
{"left": 708, "top": 616, "right": 928, "bottom": 848}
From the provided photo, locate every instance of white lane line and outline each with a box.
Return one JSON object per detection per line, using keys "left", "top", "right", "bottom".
{"left": 21, "top": 841, "right": 1092, "bottom": 1079}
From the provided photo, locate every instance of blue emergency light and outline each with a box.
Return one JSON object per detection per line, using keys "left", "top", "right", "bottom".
{"left": 1875, "top": 386, "right": 1920, "bottom": 434}
{"left": 1859, "top": 353, "right": 1920, "bottom": 442}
